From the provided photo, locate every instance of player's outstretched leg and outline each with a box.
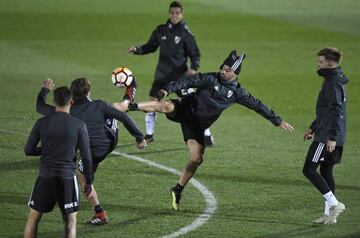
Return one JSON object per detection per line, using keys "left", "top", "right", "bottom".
{"left": 170, "top": 139, "right": 204, "bottom": 211}
{"left": 128, "top": 100, "right": 175, "bottom": 113}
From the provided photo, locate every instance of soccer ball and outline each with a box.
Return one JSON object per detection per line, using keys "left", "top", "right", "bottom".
{"left": 111, "top": 67, "right": 133, "bottom": 88}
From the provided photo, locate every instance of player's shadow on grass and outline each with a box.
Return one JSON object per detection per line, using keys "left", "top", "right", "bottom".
{"left": 0, "top": 159, "right": 38, "bottom": 171}
{"left": 197, "top": 173, "right": 360, "bottom": 192}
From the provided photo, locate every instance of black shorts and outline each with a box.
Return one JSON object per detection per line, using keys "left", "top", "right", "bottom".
{"left": 78, "top": 120, "right": 118, "bottom": 174}
{"left": 305, "top": 141, "right": 343, "bottom": 164}
{"left": 166, "top": 99, "right": 205, "bottom": 146}
{"left": 28, "top": 176, "right": 80, "bottom": 215}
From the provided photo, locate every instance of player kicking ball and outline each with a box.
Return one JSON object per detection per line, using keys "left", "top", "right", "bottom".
{"left": 128, "top": 50, "right": 294, "bottom": 210}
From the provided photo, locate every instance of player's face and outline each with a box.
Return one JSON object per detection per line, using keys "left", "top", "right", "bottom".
{"left": 220, "top": 65, "right": 237, "bottom": 81}
{"left": 318, "top": 56, "right": 335, "bottom": 69}
{"left": 169, "top": 7, "right": 183, "bottom": 24}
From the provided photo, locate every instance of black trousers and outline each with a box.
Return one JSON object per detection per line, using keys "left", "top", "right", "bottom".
{"left": 302, "top": 142, "right": 342, "bottom": 194}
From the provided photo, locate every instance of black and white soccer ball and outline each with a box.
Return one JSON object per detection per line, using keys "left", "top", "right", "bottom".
{"left": 111, "top": 67, "right": 133, "bottom": 88}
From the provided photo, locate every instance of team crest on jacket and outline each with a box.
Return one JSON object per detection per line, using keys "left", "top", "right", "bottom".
{"left": 227, "top": 90, "right": 233, "bottom": 98}
{"left": 174, "top": 36, "right": 181, "bottom": 44}
{"left": 161, "top": 35, "right": 166, "bottom": 40}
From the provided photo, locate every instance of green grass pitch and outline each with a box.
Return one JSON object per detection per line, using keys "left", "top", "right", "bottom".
{"left": 0, "top": 0, "right": 359, "bottom": 237}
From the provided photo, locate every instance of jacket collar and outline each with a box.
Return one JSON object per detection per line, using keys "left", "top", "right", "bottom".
{"left": 167, "top": 19, "right": 185, "bottom": 30}
{"left": 74, "top": 96, "right": 91, "bottom": 105}
{"left": 317, "top": 66, "right": 342, "bottom": 78}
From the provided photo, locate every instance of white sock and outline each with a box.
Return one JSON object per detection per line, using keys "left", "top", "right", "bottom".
{"left": 323, "top": 191, "right": 339, "bottom": 207}
{"left": 204, "top": 128, "right": 211, "bottom": 136}
{"left": 324, "top": 200, "right": 330, "bottom": 216}
{"left": 145, "top": 112, "right": 156, "bottom": 135}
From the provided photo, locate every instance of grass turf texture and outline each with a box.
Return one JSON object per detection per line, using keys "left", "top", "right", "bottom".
{"left": 0, "top": 0, "right": 359, "bottom": 237}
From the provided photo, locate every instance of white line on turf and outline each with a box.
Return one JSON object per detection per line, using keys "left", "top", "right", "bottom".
{"left": 111, "top": 150, "right": 217, "bottom": 238}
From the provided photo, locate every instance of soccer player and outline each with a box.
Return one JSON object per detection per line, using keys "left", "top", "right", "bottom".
{"left": 128, "top": 1, "right": 214, "bottom": 146}
{"left": 24, "top": 86, "right": 93, "bottom": 238}
{"left": 36, "top": 78, "right": 146, "bottom": 225}
{"left": 128, "top": 50, "right": 294, "bottom": 210}
{"left": 303, "top": 47, "right": 348, "bottom": 224}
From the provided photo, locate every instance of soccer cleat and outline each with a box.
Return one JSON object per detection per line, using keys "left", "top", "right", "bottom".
{"left": 127, "top": 103, "right": 139, "bottom": 111}
{"left": 324, "top": 216, "right": 337, "bottom": 225}
{"left": 86, "top": 211, "right": 109, "bottom": 225}
{"left": 327, "top": 202, "right": 345, "bottom": 224}
{"left": 204, "top": 135, "right": 214, "bottom": 147}
{"left": 144, "top": 134, "right": 154, "bottom": 144}
{"left": 312, "top": 214, "right": 337, "bottom": 224}
{"left": 170, "top": 187, "right": 181, "bottom": 211}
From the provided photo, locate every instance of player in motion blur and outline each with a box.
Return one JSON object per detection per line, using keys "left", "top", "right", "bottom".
{"left": 303, "top": 47, "right": 348, "bottom": 225}
{"left": 128, "top": 1, "right": 215, "bottom": 146}
{"left": 36, "top": 77, "right": 146, "bottom": 225}
{"left": 128, "top": 50, "right": 294, "bottom": 210}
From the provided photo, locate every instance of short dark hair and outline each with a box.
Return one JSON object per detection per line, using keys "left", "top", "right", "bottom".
{"left": 317, "top": 47, "right": 342, "bottom": 63}
{"left": 169, "top": 1, "right": 183, "bottom": 11}
{"left": 71, "top": 78, "right": 91, "bottom": 101}
{"left": 53, "top": 86, "right": 72, "bottom": 107}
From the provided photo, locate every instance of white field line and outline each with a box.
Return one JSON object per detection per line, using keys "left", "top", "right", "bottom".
{"left": 111, "top": 150, "right": 217, "bottom": 238}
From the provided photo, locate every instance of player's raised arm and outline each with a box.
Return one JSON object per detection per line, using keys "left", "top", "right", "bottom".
{"left": 128, "top": 28, "right": 159, "bottom": 55}
{"left": 165, "top": 73, "right": 215, "bottom": 96}
{"left": 234, "top": 84, "right": 293, "bottom": 132}
{"left": 36, "top": 79, "right": 55, "bottom": 116}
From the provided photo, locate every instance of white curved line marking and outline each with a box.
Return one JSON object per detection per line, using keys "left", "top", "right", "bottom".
{"left": 111, "top": 151, "right": 217, "bottom": 238}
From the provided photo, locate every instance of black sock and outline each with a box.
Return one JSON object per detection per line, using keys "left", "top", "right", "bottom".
{"left": 94, "top": 204, "right": 103, "bottom": 214}
{"left": 175, "top": 183, "right": 184, "bottom": 193}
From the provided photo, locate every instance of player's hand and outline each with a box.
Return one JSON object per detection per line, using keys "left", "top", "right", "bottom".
{"left": 128, "top": 46, "right": 137, "bottom": 54}
{"left": 157, "top": 89, "right": 168, "bottom": 100}
{"left": 278, "top": 120, "right": 294, "bottom": 132}
{"left": 137, "top": 139, "right": 147, "bottom": 149}
{"left": 326, "top": 140, "right": 336, "bottom": 153}
{"left": 42, "top": 78, "right": 55, "bottom": 91}
{"left": 303, "top": 128, "right": 314, "bottom": 141}
{"left": 187, "top": 68, "right": 197, "bottom": 76}
{"left": 84, "top": 184, "right": 94, "bottom": 199}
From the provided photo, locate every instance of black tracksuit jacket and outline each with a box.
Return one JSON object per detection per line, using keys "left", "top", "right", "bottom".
{"left": 310, "top": 67, "right": 349, "bottom": 146}
{"left": 36, "top": 88, "right": 144, "bottom": 161}
{"left": 135, "top": 20, "right": 200, "bottom": 82}
{"left": 165, "top": 72, "right": 282, "bottom": 130}
{"left": 25, "top": 112, "right": 93, "bottom": 184}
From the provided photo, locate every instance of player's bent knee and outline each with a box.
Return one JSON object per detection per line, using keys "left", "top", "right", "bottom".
{"left": 190, "top": 155, "right": 203, "bottom": 165}
{"left": 163, "top": 101, "right": 175, "bottom": 113}
{"left": 302, "top": 165, "right": 315, "bottom": 177}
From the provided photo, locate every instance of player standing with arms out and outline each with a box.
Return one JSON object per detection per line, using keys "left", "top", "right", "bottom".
{"left": 36, "top": 78, "right": 146, "bottom": 225}
{"left": 128, "top": 50, "right": 294, "bottom": 210}
{"left": 303, "top": 47, "right": 348, "bottom": 224}
{"left": 128, "top": 1, "right": 215, "bottom": 146}
{"left": 24, "top": 87, "right": 93, "bottom": 238}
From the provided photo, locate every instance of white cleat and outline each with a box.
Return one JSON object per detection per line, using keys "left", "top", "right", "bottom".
{"left": 312, "top": 214, "right": 329, "bottom": 224}
{"left": 326, "top": 202, "right": 345, "bottom": 224}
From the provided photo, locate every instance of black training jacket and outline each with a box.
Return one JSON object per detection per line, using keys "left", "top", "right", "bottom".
{"left": 25, "top": 112, "right": 93, "bottom": 184}
{"left": 36, "top": 88, "right": 144, "bottom": 158}
{"left": 310, "top": 67, "right": 349, "bottom": 146}
{"left": 135, "top": 20, "right": 200, "bottom": 82}
{"left": 165, "top": 72, "right": 282, "bottom": 130}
